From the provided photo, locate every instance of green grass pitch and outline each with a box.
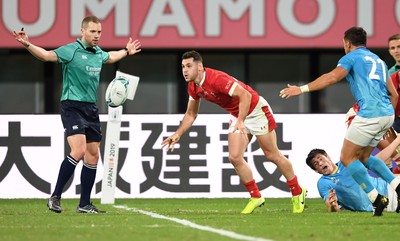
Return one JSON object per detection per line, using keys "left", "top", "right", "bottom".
{"left": 0, "top": 198, "right": 398, "bottom": 241}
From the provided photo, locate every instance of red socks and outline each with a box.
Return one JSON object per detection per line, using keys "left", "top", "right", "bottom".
{"left": 243, "top": 179, "right": 261, "bottom": 198}
{"left": 244, "top": 176, "right": 302, "bottom": 197}
{"left": 287, "top": 175, "right": 302, "bottom": 196}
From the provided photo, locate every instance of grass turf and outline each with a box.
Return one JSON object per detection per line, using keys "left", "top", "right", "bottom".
{"left": 0, "top": 198, "right": 398, "bottom": 241}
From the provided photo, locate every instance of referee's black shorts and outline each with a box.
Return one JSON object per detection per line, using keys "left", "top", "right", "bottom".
{"left": 60, "top": 100, "right": 102, "bottom": 142}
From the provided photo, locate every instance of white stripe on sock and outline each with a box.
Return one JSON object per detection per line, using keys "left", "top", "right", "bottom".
{"left": 83, "top": 162, "right": 97, "bottom": 170}
{"left": 67, "top": 155, "right": 78, "bottom": 166}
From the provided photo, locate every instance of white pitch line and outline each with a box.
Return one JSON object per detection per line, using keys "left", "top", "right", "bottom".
{"left": 113, "top": 205, "right": 273, "bottom": 241}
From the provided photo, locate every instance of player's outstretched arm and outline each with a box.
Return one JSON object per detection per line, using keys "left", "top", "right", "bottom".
{"left": 12, "top": 28, "right": 57, "bottom": 62}
{"left": 279, "top": 67, "right": 347, "bottom": 99}
{"left": 107, "top": 38, "right": 141, "bottom": 64}
{"left": 125, "top": 38, "right": 141, "bottom": 56}
{"left": 279, "top": 84, "right": 302, "bottom": 99}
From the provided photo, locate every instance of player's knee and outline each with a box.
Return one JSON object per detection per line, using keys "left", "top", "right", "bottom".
{"left": 228, "top": 154, "right": 244, "bottom": 166}
{"left": 85, "top": 151, "right": 100, "bottom": 165}
{"left": 263, "top": 150, "right": 278, "bottom": 161}
{"left": 91, "top": 153, "right": 100, "bottom": 163}
{"left": 70, "top": 148, "right": 86, "bottom": 161}
{"left": 339, "top": 153, "right": 354, "bottom": 165}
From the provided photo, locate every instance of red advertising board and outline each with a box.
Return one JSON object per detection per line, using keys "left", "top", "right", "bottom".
{"left": 1, "top": 0, "right": 400, "bottom": 49}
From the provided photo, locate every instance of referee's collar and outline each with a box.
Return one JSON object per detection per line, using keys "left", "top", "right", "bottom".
{"left": 76, "top": 38, "right": 97, "bottom": 53}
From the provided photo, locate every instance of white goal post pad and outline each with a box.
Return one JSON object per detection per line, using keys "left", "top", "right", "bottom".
{"left": 115, "top": 70, "right": 140, "bottom": 100}
{"left": 101, "top": 105, "right": 123, "bottom": 204}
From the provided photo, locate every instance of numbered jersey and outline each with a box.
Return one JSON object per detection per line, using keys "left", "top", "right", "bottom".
{"left": 338, "top": 47, "right": 393, "bottom": 118}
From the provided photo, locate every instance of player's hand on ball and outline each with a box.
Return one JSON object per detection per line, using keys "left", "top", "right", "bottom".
{"left": 161, "top": 133, "right": 180, "bottom": 152}
{"left": 279, "top": 84, "right": 302, "bottom": 99}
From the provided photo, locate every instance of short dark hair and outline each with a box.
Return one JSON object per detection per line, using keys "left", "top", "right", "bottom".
{"left": 388, "top": 34, "right": 400, "bottom": 42}
{"left": 81, "top": 16, "right": 100, "bottom": 29}
{"left": 182, "top": 50, "right": 203, "bottom": 63}
{"left": 306, "top": 148, "right": 328, "bottom": 170}
{"left": 344, "top": 27, "right": 367, "bottom": 47}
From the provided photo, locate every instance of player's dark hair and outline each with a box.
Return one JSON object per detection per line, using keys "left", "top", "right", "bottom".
{"left": 344, "top": 27, "right": 367, "bottom": 47}
{"left": 388, "top": 34, "right": 400, "bottom": 42}
{"left": 182, "top": 50, "right": 203, "bottom": 63}
{"left": 306, "top": 148, "right": 328, "bottom": 170}
{"left": 81, "top": 16, "right": 100, "bottom": 29}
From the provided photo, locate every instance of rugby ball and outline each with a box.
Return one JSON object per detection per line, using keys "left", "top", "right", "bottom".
{"left": 105, "top": 77, "right": 129, "bottom": 107}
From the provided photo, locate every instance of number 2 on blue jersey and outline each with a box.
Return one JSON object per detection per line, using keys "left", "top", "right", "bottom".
{"left": 364, "top": 56, "right": 387, "bottom": 82}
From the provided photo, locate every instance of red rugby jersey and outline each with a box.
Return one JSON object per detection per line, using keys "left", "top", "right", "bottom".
{"left": 187, "top": 68, "right": 259, "bottom": 117}
{"left": 390, "top": 71, "right": 400, "bottom": 117}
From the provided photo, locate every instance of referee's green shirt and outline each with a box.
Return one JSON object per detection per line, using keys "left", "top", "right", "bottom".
{"left": 54, "top": 38, "right": 110, "bottom": 103}
{"left": 388, "top": 64, "right": 400, "bottom": 74}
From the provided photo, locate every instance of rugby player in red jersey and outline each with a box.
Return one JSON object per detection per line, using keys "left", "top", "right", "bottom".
{"left": 162, "top": 50, "right": 306, "bottom": 214}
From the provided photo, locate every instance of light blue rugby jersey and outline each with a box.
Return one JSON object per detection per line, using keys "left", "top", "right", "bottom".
{"left": 338, "top": 47, "right": 393, "bottom": 118}
{"left": 317, "top": 162, "right": 387, "bottom": 212}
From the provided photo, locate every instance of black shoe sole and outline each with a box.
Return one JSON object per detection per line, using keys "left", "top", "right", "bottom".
{"left": 48, "top": 208, "right": 62, "bottom": 213}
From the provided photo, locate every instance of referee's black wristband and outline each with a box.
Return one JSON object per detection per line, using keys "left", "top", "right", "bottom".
{"left": 124, "top": 48, "right": 129, "bottom": 56}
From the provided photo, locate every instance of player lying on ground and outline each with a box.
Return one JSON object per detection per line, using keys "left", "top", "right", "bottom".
{"left": 305, "top": 134, "right": 400, "bottom": 212}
